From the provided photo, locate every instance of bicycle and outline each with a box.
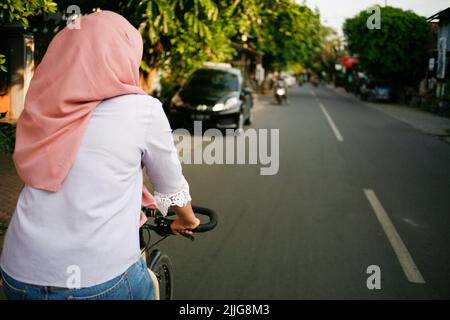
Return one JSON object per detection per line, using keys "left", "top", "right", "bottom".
{"left": 139, "top": 205, "right": 218, "bottom": 300}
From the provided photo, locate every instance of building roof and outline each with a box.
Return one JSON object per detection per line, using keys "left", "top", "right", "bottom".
{"left": 427, "top": 7, "right": 450, "bottom": 22}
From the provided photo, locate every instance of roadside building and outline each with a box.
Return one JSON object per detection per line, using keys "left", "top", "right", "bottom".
{"left": 426, "top": 7, "right": 450, "bottom": 112}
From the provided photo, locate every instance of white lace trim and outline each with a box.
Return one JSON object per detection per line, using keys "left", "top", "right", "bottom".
{"left": 154, "top": 179, "right": 192, "bottom": 216}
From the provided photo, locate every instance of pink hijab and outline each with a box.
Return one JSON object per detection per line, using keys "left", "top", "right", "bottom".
{"left": 13, "top": 11, "right": 157, "bottom": 218}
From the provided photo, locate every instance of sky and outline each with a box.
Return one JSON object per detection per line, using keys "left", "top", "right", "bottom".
{"left": 303, "top": 0, "right": 450, "bottom": 35}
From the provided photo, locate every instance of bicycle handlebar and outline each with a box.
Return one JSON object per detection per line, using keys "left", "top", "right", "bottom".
{"left": 191, "top": 206, "right": 218, "bottom": 233}
{"left": 142, "top": 205, "right": 218, "bottom": 236}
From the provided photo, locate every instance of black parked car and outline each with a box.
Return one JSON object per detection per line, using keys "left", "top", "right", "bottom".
{"left": 168, "top": 66, "right": 254, "bottom": 130}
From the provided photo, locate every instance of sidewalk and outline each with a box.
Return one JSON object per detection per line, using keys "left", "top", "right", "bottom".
{"left": 0, "top": 153, "right": 24, "bottom": 251}
{"left": 326, "top": 84, "right": 450, "bottom": 143}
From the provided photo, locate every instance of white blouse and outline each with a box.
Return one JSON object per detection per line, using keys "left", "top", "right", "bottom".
{"left": 0, "top": 94, "right": 191, "bottom": 288}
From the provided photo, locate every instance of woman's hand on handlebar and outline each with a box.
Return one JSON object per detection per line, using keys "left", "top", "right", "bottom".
{"left": 170, "top": 203, "right": 200, "bottom": 236}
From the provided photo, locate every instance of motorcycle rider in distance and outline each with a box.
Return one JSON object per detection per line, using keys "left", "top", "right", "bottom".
{"left": 273, "top": 76, "right": 289, "bottom": 105}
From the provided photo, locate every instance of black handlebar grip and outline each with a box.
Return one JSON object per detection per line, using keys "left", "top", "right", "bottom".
{"left": 191, "top": 206, "right": 218, "bottom": 233}
{"left": 144, "top": 205, "right": 218, "bottom": 233}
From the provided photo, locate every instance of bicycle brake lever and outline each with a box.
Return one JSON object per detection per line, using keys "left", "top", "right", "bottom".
{"left": 154, "top": 216, "right": 174, "bottom": 237}
{"left": 154, "top": 216, "right": 195, "bottom": 241}
{"left": 181, "top": 233, "right": 195, "bottom": 241}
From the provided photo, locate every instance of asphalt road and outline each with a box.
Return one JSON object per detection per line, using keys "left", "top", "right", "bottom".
{"left": 154, "top": 84, "right": 450, "bottom": 299}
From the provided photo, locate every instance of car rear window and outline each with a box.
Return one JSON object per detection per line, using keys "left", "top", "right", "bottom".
{"left": 185, "top": 69, "right": 239, "bottom": 91}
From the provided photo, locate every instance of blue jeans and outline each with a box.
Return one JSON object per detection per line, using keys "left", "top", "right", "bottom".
{"left": 0, "top": 258, "right": 154, "bottom": 300}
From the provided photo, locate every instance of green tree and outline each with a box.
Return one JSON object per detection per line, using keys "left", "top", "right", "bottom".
{"left": 315, "top": 26, "right": 344, "bottom": 82}
{"left": 0, "top": 0, "right": 57, "bottom": 72}
{"left": 123, "top": 0, "right": 232, "bottom": 96}
{"left": 258, "top": 0, "right": 322, "bottom": 72}
{"left": 343, "top": 6, "right": 429, "bottom": 94}
{"left": 0, "top": 0, "right": 57, "bottom": 25}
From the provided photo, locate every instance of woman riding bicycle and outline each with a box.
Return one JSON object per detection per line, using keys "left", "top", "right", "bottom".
{"left": 0, "top": 11, "right": 199, "bottom": 300}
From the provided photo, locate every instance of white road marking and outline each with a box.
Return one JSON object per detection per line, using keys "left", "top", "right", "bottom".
{"left": 311, "top": 89, "right": 344, "bottom": 142}
{"left": 319, "top": 103, "right": 344, "bottom": 142}
{"left": 364, "top": 189, "right": 426, "bottom": 284}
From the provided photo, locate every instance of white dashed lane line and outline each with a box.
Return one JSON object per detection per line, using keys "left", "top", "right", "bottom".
{"left": 364, "top": 189, "right": 426, "bottom": 284}
{"left": 311, "top": 90, "right": 344, "bottom": 142}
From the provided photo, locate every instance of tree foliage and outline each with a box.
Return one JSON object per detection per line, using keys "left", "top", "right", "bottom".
{"left": 0, "top": 0, "right": 57, "bottom": 25}
{"left": 52, "top": 1, "right": 237, "bottom": 95}
{"left": 0, "top": 0, "right": 57, "bottom": 72}
{"left": 314, "top": 26, "right": 344, "bottom": 81}
{"left": 343, "top": 6, "right": 429, "bottom": 84}
{"left": 1, "top": 0, "right": 324, "bottom": 92}
{"left": 0, "top": 54, "right": 6, "bottom": 72}
{"left": 55, "top": 1, "right": 322, "bottom": 90}
{"left": 258, "top": 0, "right": 322, "bottom": 71}
{"left": 125, "top": 0, "right": 235, "bottom": 95}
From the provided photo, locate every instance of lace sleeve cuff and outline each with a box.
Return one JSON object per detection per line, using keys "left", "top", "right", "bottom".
{"left": 154, "top": 178, "right": 192, "bottom": 216}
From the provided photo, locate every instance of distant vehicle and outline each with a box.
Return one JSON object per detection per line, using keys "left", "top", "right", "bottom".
{"left": 372, "top": 86, "right": 390, "bottom": 101}
{"left": 168, "top": 66, "right": 254, "bottom": 130}
{"left": 282, "top": 75, "right": 296, "bottom": 87}
{"left": 310, "top": 75, "right": 320, "bottom": 87}
{"left": 359, "top": 78, "right": 391, "bottom": 102}
{"left": 274, "top": 79, "right": 287, "bottom": 105}
{"left": 279, "top": 71, "right": 295, "bottom": 87}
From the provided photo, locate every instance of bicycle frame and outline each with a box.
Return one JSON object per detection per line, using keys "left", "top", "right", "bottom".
{"left": 141, "top": 249, "right": 161, "bottom": 300}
